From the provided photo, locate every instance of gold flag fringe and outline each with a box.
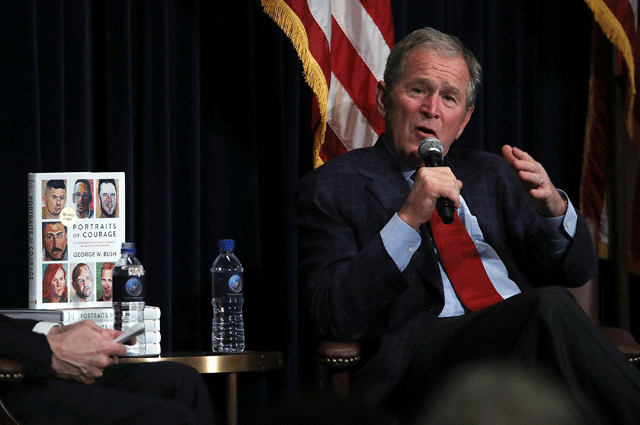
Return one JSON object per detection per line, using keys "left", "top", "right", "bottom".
{"left": 584, "top": 0, "right": 637, "bottom": 138}
{"left": 261, "top": 0, "right": 329, "bottom": 168}
{"left": 580, "top": 0, "right": 638, "bottom": 255}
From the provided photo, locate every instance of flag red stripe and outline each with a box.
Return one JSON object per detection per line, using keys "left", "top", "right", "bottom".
{"left": 604, "top": 0, "right": 637, "bottom": 51}
{"left": 330, "top": 18, "right": 385, "bottom": 135}
{"left": 320, "top": 123, "right": 348, "bottom": 163}
{"left": 285, "top": 0, "right": 332, "bottom": 84}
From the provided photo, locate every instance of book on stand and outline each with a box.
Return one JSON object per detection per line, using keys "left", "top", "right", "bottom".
{"left": 24, "top": 172, "right": 162, "bottom": 354}
{"left": 28, "top": 172, "right": 125, "bottom": 309}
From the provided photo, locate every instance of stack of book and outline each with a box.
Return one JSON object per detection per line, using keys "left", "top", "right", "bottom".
{"left": 22, "top": 172, "right": 161, "bottom": 356}
{"left": 0, "top": 305, "right": 162, "bottom": 355}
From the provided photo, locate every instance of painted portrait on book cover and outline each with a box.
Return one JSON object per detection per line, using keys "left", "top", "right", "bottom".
{"left": 42, "top": 222, "right": 68, "bottom": 261}
{"left": 72, "top": 178, "right": 95, "bottom": 219}
{"left": 70, "top": 262, "right": 95, "bottom": 303}
{"left": 97, "top": 179, "right": 119, "bottom": 218}
{"left": 41, "top": 179, "right": 67, "bottom": 220}
{"left": 97, "top": 262, "right": 114, "bottom": 302}
{"left": 42, "top": 263, "right": 68, "bottom": 303}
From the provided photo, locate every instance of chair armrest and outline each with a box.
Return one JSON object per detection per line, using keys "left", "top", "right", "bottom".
{"left": 0, "top": 358, "right": 24, "bottom": 383}
{"left": 315, "top": 341, "right": 361, "bottom": 399}
{"left": 317, "top": 341, "right": 361, "bottom": 369}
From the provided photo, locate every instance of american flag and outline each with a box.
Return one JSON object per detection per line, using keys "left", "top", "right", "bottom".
{"left": 582, "top": 0, "right": 640, "bottom": 273}
{"left": 262, "top": 0, "right": 394, "bottom": 168}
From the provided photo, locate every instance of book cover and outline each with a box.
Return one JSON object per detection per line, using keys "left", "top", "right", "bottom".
{"left": 0, "top": 308, "right": 64, "bottom": 323}
{"left": 28, "top": 172, "right": 125, "bottom": 309}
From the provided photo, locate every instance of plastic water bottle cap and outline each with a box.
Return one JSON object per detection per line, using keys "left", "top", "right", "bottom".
{"left": 219, "top": 239, "right": 234, "bottom": 251}
{"left": 121, "top": 242, "right": 136, "bottom": 253}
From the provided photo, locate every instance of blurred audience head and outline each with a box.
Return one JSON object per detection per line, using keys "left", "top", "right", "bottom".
{"left": 419, "top": 359, "right": 586, "bottom": 425}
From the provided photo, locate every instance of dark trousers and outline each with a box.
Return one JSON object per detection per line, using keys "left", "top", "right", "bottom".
{"left": 383, "top": 287, "right": 640, "bottom": 424}
{"left": 2, "top": 362, "right": 217, "bottom": 424}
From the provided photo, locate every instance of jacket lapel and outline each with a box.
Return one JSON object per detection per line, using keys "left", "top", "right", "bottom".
{"left": 355, "top": 139, "right": 410, "bottom": 218}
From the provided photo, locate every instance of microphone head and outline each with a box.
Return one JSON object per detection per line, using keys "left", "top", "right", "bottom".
{"left": 418, "top": 137, "right": 443, "bottom": 159}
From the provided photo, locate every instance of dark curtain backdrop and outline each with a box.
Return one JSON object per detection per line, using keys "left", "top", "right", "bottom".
{"left": 0, "top": 0, "right": 592, "bottom": 403}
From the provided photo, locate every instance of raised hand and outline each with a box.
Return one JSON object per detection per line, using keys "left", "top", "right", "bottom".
{"left": 501, "top": 145, "right": 567, "bottom": 217}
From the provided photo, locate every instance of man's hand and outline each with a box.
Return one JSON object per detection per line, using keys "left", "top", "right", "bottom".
{"left": 46, "top": 320, "right": 128, "bottom": 384}
{"left": 398, "top": 166, "right": 462, "bottom": 230}
{"left": 502, "top": 145, "right": 567, "bottom": 217}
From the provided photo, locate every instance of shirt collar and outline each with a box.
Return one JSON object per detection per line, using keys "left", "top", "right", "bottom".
{"left": 380, "top": 136, "right": 416, "bottom": 186}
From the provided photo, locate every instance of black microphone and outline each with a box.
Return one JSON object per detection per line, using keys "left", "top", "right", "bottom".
{"left": 418, "top": 137, "right": 455, "bottom": 224}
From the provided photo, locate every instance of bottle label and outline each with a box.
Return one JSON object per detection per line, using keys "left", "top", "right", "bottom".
{"left": 113, "top": 274, "right": 145, "bottom": 302}
{"left": 212, "top": 271, "right": 243, "bottom": 297}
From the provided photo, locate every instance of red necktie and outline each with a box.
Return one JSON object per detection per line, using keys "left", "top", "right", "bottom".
{"left": 430, "top": 210, "right": 503, "bottom": 311}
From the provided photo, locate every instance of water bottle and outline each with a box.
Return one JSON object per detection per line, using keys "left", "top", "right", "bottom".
{"left": 112, "top": 242, "right": 146, "bottom": 356}
{"left": 211, "top": 239, "right": 245, "bottom": 352}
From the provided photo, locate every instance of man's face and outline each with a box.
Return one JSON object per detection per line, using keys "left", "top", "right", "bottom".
{"left": 74, "top": 266, "right": 92, "bottom": 299}
{"left": 377, "top": 48, "right": 474, "bottom": 168}
{"left": 101, "top": 268, "right": 113, "bottom": 301}
{"left": 99, "top": 183, "right": 117, "bottom": 217}
{"left": 43, "top": 223, "right": 67, "bottom": 261}
{"left": 52, "top": 268, "right": 66, "bottom": 298}
{"left": 73, "top": 182, "right": 92, "bottom": 216}
{"left": 44, "top": 188, "right": 66, "bottom": 218}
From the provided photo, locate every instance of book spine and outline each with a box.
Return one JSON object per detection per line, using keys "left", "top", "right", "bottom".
{"left": 144, "top": 319, "right": 160, "bottom": 331}
{"left": 28, "top": 174, "right": 37, "bottom": 308}
{"left": 61, "top": 306, "right": 160, "bottom": 325}
{"left": 145, "top": 343, "right": 161, "bottom": 356}
{"left": 145, "top": 331, "right": 161, "bottom": 343}
{"left": 61, "top": 308, "right": 114, "bottom": 324}
{"left": 90, "top": 320, "right": 159, "bottom": 331}
{"left": 143, "top": 306, "right": 161, "bottom": 320}
{"left": 90, "top": 321, "right": 160, "bottom": 343}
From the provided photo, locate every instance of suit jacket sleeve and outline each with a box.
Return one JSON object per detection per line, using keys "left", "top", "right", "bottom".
{"left": 0, "top": 314, "right": 53, "bottom": 381}
{"left": 296, "top": 168, "right": 408, "bottom": 341}
{"left": 295, "top": 147, "right": 442, "bottom": 344}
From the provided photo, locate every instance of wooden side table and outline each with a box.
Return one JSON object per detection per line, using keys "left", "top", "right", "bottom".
{"left": 120, "top": 351, "right": 283, "bottom": 425}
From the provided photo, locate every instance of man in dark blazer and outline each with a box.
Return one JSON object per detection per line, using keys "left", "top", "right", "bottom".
{"left": 0, "top": 315, "right": 216, "bottom": 424}
{"left": 296, "top": 27, "right": 640, "bottom": 423}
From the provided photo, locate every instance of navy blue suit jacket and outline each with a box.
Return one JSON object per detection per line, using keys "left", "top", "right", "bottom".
{"left": 296, "top": 135, "right": 598, "bottom": 404}
{"left": 0, "top": 314, "right": 52, "bottom": 381}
